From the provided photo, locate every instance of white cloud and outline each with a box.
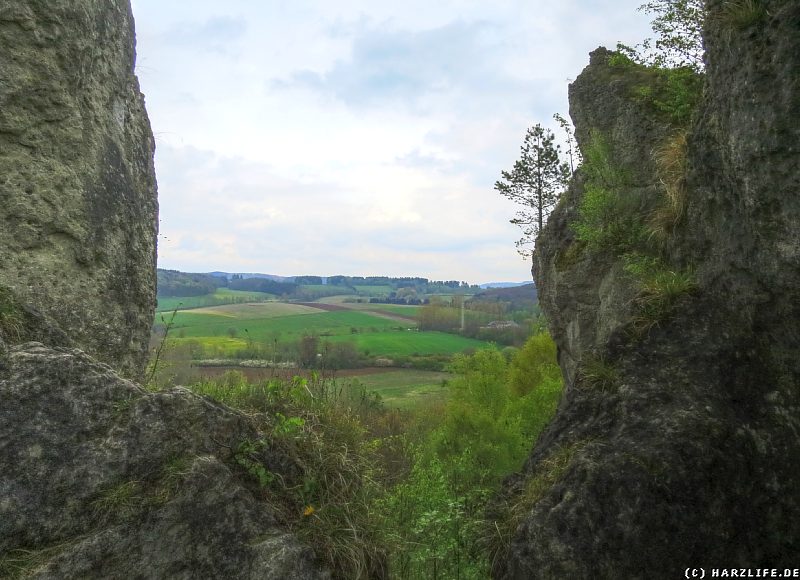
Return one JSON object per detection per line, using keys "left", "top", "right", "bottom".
{"left": 133, "top": 0, "right": 652, "bottom": 283}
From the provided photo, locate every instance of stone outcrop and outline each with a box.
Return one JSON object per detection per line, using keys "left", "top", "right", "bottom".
{"left": 498, "top": 0, "right": 800, "bottom": 577}
{"left": 0, "top": 0, "right": 158, "bottom": 379}
{"left": 0, "top": 2, "right": 331, "bottom": 577}
{"left": 0, "top": 342, "right": 328, "bottom": 579}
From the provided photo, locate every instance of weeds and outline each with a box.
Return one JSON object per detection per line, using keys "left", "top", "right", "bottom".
{"left": 145, "top": 306, "right": 180, "bottom": 389}
{"left": 91, "top": 480, "right": 145, "bottom": 524}
{"left": 624, "top": 253, "right": 697, "bottom": 334}
{"left": 0, "top": 540, "right": 75, "bottom": 579}
{"left": 151, "top": 456, "right": 194, "bottom": 505}
{"left": 189, "top": 372, "right": 387, "bottom": 579}
{"left": 487, "top": 441, "right": 584, "bottom": 571}
{"left": 555, "top": 239, "right": 587, "bottom": 271}
{"left": 573, "top": 131, "right": 650, "bottom": 256}
{"left": 609, "top": 49, "right": 702, "bottom": 127}
{"left": 649, "top": 130, "right": 689, "bottom": 242}
{"left": 718, "top": 0, "right": 766, "bottom": 30}
{"left": 0, "top": 286, "right": 24, "bottom": 343}
{"left": 578, "top": 355, "right": 620, "bottom": 392}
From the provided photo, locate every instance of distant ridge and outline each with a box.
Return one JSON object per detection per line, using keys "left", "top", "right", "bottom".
{"left": 478, "top": 281, "right": 530, "bottom": 289}
{"left": 207, "top": 271, "right": 294, "bottom": 282}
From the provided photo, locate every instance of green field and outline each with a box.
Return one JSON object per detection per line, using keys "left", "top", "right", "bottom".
{"left": 166, "top": 309, "right": 400, "bottom": 341}
{"left": 157, "top": 296, "right": 492, "bottom": 361}
{"left": 366, "top": 304, "right": 420, "bottom": 317}
{"left": 341, "top": 369, "right": 450, "bottom": 409}
{"left": 327, "top": 330, "right": 486, "bottom": 357}
{"left": 187, "top": 302, "right": 322, "bottom": 319}
{"left": 156, "top": 288, "right": 274, "bottom": 312}
{"left": 310, "top": 296, "right": 419, "bottom": 316}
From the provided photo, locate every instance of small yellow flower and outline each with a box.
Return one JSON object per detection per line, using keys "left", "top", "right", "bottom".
{"left": 303, "top": 505, "right": 315, "bottom": 517}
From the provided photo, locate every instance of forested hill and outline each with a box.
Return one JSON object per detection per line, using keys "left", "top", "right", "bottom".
{"left": 157, "top": 268, "right": 484, "bottom": 297}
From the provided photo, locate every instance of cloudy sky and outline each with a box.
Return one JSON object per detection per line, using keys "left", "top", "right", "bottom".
{"left": 130, "top": 0, "right": 651, "bottom": 284}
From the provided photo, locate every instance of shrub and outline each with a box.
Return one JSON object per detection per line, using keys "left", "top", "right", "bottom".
{"left": 508, "top": 332, "right": 561, "bottom": 397}
{"left": 380, "top": 334, "right": 563, "bottom": 578}
{"left": 189, "top": 373, "right": 386, "bottom": 578}
{"left": 573, "top": 131, "right": 648, "bottom": 255}
{"left": 578, "top": 354, "right": 620, "bottom": 392}
{"left": 623, "top": 253, "right": 697, "bottom": 333}
{"left": 609, "top": 48, "right": 703, "bottom": 127}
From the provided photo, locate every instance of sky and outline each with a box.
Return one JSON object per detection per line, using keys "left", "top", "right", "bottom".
{"left": 130, "top": 0, "right": 652, "bottom": 284}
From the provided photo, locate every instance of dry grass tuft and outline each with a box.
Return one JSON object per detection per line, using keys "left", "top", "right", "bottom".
{"left": 649, "top": 130, "right": 689, "bottom": 243}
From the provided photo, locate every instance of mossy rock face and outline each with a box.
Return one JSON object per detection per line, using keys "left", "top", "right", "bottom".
{"left": 0, "top": 285, "right": 70, "bottom": 349}
{"left": 509, "top": 1, "right": 800, "bottom": 576}
{"left": 0, "top": 343, "right": 328, "bottom": 579}
{"left": 0, "top": 0, "right": 158, "bottom": 379}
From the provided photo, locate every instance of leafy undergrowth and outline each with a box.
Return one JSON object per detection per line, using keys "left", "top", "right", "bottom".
{"left": 184, "top": 331, "right": 564, "bottom": 579}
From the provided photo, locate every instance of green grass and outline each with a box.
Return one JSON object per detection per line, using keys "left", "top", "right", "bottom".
{"left": 156, "top": 289, "right": 274, "bottom": 312}
{"left": 327, "top": 331, "right": 488, "bottom": 357}
{"left": 320, "top": 300, "right": 421, "bottom": 318}
{"left": 366, "top": 304, "right": 421, "bottom": 317}
{"left": 166, "top": 336, "right": 249, "bottom": 356}
{"left": 187, "top": 302, "right": 323, "bottom": 319}
{"left": 167, "top": 309, "right": 400, "bottom": 341}
{"left": 155, "top": 296, "right": 493, "bottom": 363}
{"left": 343, "top": 370, "right": 450, "bottom": 409}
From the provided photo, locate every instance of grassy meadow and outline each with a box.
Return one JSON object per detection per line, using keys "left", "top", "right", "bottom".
{"left": 155, "top": 288, "right": 274, "bottom": 312}
{"left": 345, "top": 369, "right": 450, "bottom": 409}
{"left": 156, "top": 296, "right": 491, "bottom": 364}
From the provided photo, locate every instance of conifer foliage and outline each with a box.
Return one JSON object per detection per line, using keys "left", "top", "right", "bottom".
{"left": 495, "top": 124, "right": 570, "bottom": 257}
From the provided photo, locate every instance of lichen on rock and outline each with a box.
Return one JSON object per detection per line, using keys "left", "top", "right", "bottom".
{"left": 0, "top": 0, "right": 158, "bottom": 379}
{"left": 0, "top": 343, "right": 328, "bottom": 579}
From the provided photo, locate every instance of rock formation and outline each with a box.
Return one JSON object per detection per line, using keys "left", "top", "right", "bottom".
{"left": 497, "top": 0, "right": 800, "bottom": 577}
{"left": 0, "top": 1, "right": 330, "bottom": 577}
{"left": 0, "top": 343, "right": 327, "bottom": 579}
{"left": 0, "top": 0, "right": 158, "bottom": 379}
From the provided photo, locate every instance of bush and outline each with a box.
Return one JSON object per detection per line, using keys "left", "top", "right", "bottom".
{"left": 609, "top": 49, "right": 703, "bottom": 127}
{"left": 573, "top": 131, "right": 649, "bottom": 255}
{"left": 188, "top": 373, "right": 387, "bottom": 578}
{"left": 623, "top": 253, "right": 697, "bottom": 333}
{"left": 380, "top": 334, "right": 563, "bottom": 578}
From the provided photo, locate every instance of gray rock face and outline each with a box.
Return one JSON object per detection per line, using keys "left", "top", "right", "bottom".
{"left": 501, "top": 1, "right": 800, "bottom": 577}
{"left": 533, "top": 47, "right": 674, "bottom": 387}
{"left": 0, "top": 342, "right": 328, "bottom": 579}
{"left": 0, "top": 0, "right": 158, "bottom": 379}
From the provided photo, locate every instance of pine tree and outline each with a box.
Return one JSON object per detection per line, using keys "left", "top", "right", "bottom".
{"left": 495, "top": 124, "right": 570, "bottom": 257}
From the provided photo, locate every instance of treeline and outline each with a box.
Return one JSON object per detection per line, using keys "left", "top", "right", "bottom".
{"left": 228, "top": 277, "right": 298, "bottom": 295}
{"left": 157, "top": 269, "right": 300, "bottom": 298}
{"left": 156, "top": 270, "right": 226, "bottom": 297}
{"left": 415, "top": 297, "right": 542, "bottom": 347}
{"left": 158, "top": 268, "right": 487, "bottom": 300}
{"left": 368, "top": 297, "right": 429, "bottom": 305}
{"left": 327, "top": 275, "right": 431, "bottom": 287}
{"left": 324, "top": 275, "right": 481, "bottom": 294}
{"left": 468, "top": 283, "right": 538, "bottom": 311}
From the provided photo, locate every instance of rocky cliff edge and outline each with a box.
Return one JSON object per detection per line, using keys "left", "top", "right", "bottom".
{"left": 496, "top": 0, "right": 800, "bottom": 577}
